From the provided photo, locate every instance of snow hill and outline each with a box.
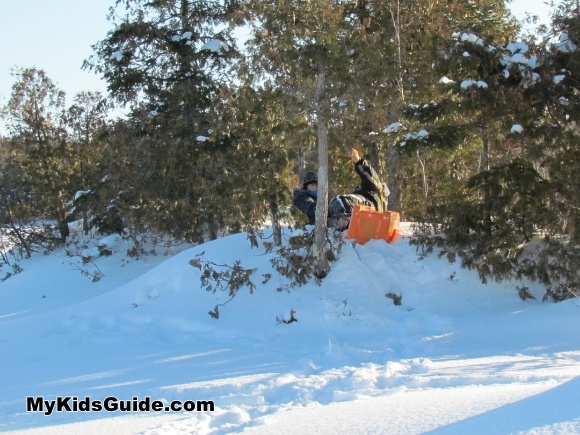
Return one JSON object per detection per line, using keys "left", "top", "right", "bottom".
{"left": 0, "top": 226, "right": 579, "bottom": 434}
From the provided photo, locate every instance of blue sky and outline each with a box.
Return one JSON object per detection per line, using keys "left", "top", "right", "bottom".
{"left": 0, "top": 0, "right": 555, "bottom": 113}
{"left": 0, "top": 0, "right": 111, "bottom": 106}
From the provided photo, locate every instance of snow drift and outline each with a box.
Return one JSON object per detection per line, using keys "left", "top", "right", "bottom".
{"left": 0, "top": 226, "right": 579, "bottom": 434}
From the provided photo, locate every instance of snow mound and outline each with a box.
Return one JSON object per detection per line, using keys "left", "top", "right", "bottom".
{"left": 1, "top": 227, "right": 579, "bottom": 434}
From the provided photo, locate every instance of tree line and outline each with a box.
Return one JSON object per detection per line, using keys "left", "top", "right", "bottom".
{"left": 0, "top": 0, "right": 578, "bottom": 298}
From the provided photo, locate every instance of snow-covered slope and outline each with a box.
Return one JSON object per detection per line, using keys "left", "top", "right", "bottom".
{"left": 0, "top": 227, "right": 579, "bottom": 434}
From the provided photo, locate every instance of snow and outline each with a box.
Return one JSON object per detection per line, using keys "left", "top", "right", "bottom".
{"left": 74, "top": 190, "right": 92, "bottom": 201}
{"left": 202, "top": 39, "right": 229, "bottom": 53}
{"left": 554, "top": 74, "right": 566, "bottom": 85}
{"left": 460, "top": 33, "right": 484, "bottom": 46}
{"left": 511, "top": 124, "right": 524, "bottom": 134}
{"left": 414, "top": 129, "right": 429, "bottom": 138}
{"left": 461, "top": 80, "right": 488, "bottom": 89}
{"left": 110, "top": 50, "right": 123, "bottom": 62}
{"left": 438, "top": 76, "right": 455, "bottom": 85}
{"left": 500, "top": 43, "right": 539, "bottom": 72}
{"left": 384, "top": 122, "right": 401, "bottom": 133}
{"left": 507, "top": 42, "right": 529, "bottom": 54}
{"left": 401, "top": 130, "right": 429, "bottom": 146}
{"left": 557, "top": 32, "right": 577, "bottom": 53}
{"left": 172, "top": 32, "right": 193, "bottom": 43}
{"left": 510, "top": 53, "right": 528, "bottom": 64}
{"left": 1, "top": 224, "right": 579, "bottom": 434}
{"left": 527, "top": 55, "right": 539, "bottom": 69}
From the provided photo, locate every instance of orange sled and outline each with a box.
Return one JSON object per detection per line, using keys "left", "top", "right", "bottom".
{"left": 345, "top": 205, "right": 401, "bottom": 245}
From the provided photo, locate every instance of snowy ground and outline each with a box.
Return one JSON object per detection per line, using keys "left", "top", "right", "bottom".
{"left": 0, "top": 225, "right": 579, "bottom": 434}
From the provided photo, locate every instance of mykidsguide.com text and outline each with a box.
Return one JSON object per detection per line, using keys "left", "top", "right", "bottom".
{"left": 27, "top": 396, "right": 215, "bottom": 416}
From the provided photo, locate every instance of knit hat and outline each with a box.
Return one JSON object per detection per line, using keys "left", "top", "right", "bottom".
{"left": 302, "top": 171, "right": 318, "bottom": 189}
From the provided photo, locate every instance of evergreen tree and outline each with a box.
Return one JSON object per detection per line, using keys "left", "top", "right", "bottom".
{"left": 211, "top": 83, "right": 306, "bottom": 245}
{"left": 85, "top": 0, "right": 241, "bottom": 242}
{"left": 2, "top": 67, "right": 72, "bottom": 245}
{"left": 240, "top": 0, "right": 355, "bottom": 277}
{"left": 406, "top": 1, "right": 579, "bottom": 297}
{"left": 65, "top": 91, "right": 109, "bottom": 234}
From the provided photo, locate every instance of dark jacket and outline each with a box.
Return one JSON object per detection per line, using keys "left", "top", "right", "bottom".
{"left": 351, "top": 158, "right": 389, "bottom": 212}
{"left": 293, "top": 188, "right": 318, "bottom": 224}
{"left": 293, "top": 158, "right": 388, "bottom": 224}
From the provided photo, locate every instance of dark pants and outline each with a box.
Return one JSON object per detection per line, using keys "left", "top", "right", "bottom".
{"left": 328, "top": 194, "right": 373, "bottom": 217}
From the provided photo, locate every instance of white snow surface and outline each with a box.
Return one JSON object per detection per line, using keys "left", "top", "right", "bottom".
{"left": 1, "top": 225, "right": 579, "bottom": 434}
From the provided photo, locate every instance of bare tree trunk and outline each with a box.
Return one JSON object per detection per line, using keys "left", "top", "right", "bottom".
{"left": 83, "top": 210, "right": 89, "bottom": 235}
{"left": 180, "top": 0, "right": 195, "bottom": 205}
{"left": 481, "top": 126, "right": 492, "bottom": 233}
{"left": 386, "top": 109, "right": 402, "bottom": 213}
{"left": 417, "top": 150, "right": 429, "bottom": 203}
{"left": 417, "top": 149, "right": 438, "bottom": 232}
{"left": 387, "top": 143, "right": 402, "bottom": 213}
{"left": 386, "top": 0, "right": 404, "bottom": 214}
{"left": 269, "top": 196, "right": 282, "bottom": 246}
{"left": 314, "top": 58, "right": 330, "bottom": 279}
{"left": 481, "top": 127, "right": 489, "bottom": 173}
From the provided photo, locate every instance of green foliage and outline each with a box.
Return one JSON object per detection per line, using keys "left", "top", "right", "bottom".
{"left": 412, "top": 157, "right": 579, "bottom": 295}
{"left": 2, "top": 0, "right": 579, "bottom": 301}
{"left": 405, "top": 5, "right": 580, "bottom": 299}
{"left": 1, "top": 68, "right": 72, "bottom": 245}
{"left": 466, "top": 160, "right": 553, "bottom": 240}
{"left": 80, "top": 0, "right": 247, "bottom": 242}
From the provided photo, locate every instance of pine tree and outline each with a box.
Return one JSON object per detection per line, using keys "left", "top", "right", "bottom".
{"left": 84, "top": 0, "right": 241, "bottom": 241}
{"left": 406, "top": 1, "right": 579, "bottom": 295}
{"left": 211, "top": 83, "right": 306, "bottom": 245}
{"left": 65, "top": 91, "right": 109, "bottom": 234}
{"left": 2, "top": 67, "right": 72, "bottom": 245}
{"left": 240, "top": 0, "right": 355, "bottom": 277}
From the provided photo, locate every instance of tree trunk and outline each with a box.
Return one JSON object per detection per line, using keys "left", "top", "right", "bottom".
{"left": 386, "top": 0, "right": 404, "bottom": 215}
{"left": 481, "top": 127, "right": 492, "bottom": 234}
{"left": 83, "top": 210, "right": 89, "bottom": 235}
{"left": 269, "top": 196, "right": 282, "bottom": 246}
{"left": 314, "top": 58, "right": 330, "bottom": 279}
{"left": 387, "top": 143, "right": 402, "bottom": 213}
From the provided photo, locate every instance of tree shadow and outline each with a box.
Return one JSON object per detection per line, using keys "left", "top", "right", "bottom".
{"left": 427, "top": 376, "right": 580, "bottom": 434}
